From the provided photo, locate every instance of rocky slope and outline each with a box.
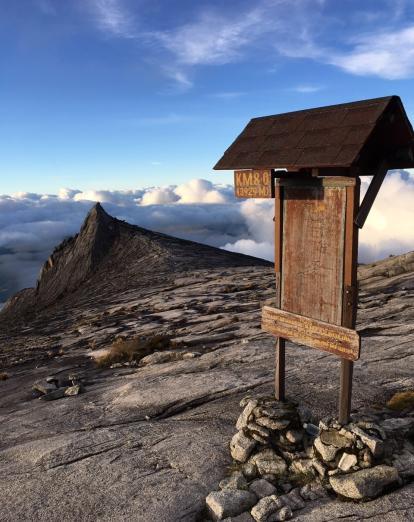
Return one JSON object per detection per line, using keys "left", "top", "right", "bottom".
{"left": 0, "top": 205, "right": 413, "bottom": 521}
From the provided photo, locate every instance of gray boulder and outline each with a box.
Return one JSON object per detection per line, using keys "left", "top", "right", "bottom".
{"left": 329, "top": 465, "right": 399, "bottom": 499}
{"left": 249, "top": 479, "right": 277, "bottom": 498}
{"left": 206, "top": 490, "right": 257, "bottom": 520}
{"left": 230, "top": 431, "right": 257, "bottom": 463}
{"left": 250, "top": 449, "right": 287, "bottom": 477}
{"left": 314, "top": 437, "right": 338, "bottom": 462}
{"left": 250, "top": 495, "right": 284, "bottom": 522}
{"left": 236, "top": 400, "right": 258, "bottom": 430}
{"left": 220, "top": 471, "right": 248, "bottom": 491}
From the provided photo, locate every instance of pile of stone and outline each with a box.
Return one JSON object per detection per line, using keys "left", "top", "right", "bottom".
{"left": 204, "top": 395, "right": 414, "bottom": 521}
{"left": 32, "top": 373, "right": 84, "bottom": 401}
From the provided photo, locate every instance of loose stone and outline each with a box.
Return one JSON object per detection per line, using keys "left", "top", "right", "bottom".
{"left": 206, "top": 490, "right": 257, "bottom": 520}
{"left": 32, "top": 381, "right": 57, "bottom": 395}
{"left": 289, "top": 458, "right": 314, "bottom": 476}
{"left": 247, "top": 421, "right": 270, "bottom": 439}
{"left": 242, "top": 462, "right": 258, "bottom": 479}
{"left": 230, "top": 431, "right": 257, "bottom": 463}
{"left": 350, "top": 425, "right": 384, "bottom": 457}
{"left": 280, "top": 488, "right": 305, "bottom": 510}
{"left": 285, "top": 429, "right": 303, "bottom": 445}
{"left": 268, "top": 506, "right": 292, "bottom": 521}
{"left": 255, "top": 416, "right": 291, "bottom": 431}
{"left": 41, "top": 388, "right": 66, "bottom": 400}
{"left": 250, "top": 449, "right": 287, "bottom": 477}
{"left": 338, "top": 452, "right": 358, "bottom": 472}
{"left": 250, "top": 495, "right": 284, "bottom": 522}
{"left": 249, "top": 479, "right": 277, "bottom": 499}
{"left": 64, "top": 384, "right": 83, "bottom": 396}
{"left": 251, "top": 433, "right": 269, "bottom": 444}
{"left": 314, "top": 437, "right": 338, "bottom": 462}
{"left": 329, "top": 465, "right": 399, "bottom": 500}
{"left": 320, "top": 429, "right": 352, "bottom": 449}
{"left": 237, "top": 400, "right": 259, "bottom": 430}
{"left": 311, "top": 458, "right": 326, "bottom": 477}
{"left": 220, "top": 471, "right": 248, "bottom": 491}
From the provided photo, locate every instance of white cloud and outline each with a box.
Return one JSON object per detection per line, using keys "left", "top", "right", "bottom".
{"left": 174, "top": 179, "right": 228, "bottom": 204}
{"left": 89, "top": 0, "right": 135, "bottom": 38}
{"left": 141, "top": 187, "right": 178, "bottom": 205}
{"left": 223, "top": 239, "right": 274, "bottom": 261}
{"left": 331, "top": 26, "right": 414, "bottom": 79}
{"left": 359, "top": 171, "right": 414, "bottom": 261}
{"left": 84, "top": 0, "right": 414, "bottom": 86}
{"left": 152, "top": 8, "right": 266, "bottom": 66}
{"left": 290, "top": 84, "right": 324, "bottom": 93}
{"left": 0, "top": 173, "right": 413, "bottom": 303}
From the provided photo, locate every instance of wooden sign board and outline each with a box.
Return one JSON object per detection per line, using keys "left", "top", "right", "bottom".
{"left": 262, "top": 305, "right": 360, "bottom": 361}
{"left": 234, "top": 169, "right": 274, "bottom": 198}
{"left": 280, "top": 182, "right": 347, "bottom": 325}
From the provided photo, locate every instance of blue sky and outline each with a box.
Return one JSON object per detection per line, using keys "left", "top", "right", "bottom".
{"left": 1, "top": 0, "right": 414, "bottom": 194}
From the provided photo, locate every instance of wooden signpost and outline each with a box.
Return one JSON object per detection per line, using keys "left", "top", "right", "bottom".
{"left": 214, "top": 96, "right": 414, "bottom": 422}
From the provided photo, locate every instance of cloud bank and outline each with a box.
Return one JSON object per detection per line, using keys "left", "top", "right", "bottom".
{"left": 1, "top": 174, "right": 413, "bottom": 304}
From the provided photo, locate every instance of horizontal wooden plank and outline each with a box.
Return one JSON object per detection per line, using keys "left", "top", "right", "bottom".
{"left": 234, "top": 169, "right": 274, "bottom": 198}
{"left": 261, "top": 305, "right": 360, "bottom": 361}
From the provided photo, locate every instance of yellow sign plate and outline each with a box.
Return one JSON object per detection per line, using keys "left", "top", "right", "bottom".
{"left": 234, "top": 170, "right": 274, "bottom": 198}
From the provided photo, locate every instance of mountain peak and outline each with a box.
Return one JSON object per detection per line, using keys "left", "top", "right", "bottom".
{"left": 1, "top": 204, "right": 271, "bottom": 318}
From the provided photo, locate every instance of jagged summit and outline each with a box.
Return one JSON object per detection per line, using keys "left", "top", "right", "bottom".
{"left": 1, "top": 203, "right": 271, "bottom": 318}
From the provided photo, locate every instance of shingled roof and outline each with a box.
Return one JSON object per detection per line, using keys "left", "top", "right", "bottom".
{"left": 214, "top": 96, "right": 414, "bottom": 172}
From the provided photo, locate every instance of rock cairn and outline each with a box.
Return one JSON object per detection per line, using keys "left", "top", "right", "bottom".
{"left": 205, "top": 395, "right": 414, "bottom": 521}
{"left": 32, "top": 373, "right": 84, "bottom": 401}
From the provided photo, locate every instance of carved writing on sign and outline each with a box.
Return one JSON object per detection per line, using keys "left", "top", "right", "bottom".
{"left": 234, "top": 169, "right": 274, "bottom": 198}
{"left": 261, "top": 305, "right": 360, "bottom": 361}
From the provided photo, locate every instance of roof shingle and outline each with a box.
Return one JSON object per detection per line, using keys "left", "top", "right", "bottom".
{"left": 214, "top": 96, "right": 414, "bottom": 172}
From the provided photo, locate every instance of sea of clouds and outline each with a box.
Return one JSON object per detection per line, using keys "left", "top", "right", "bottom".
{"left": 1, "top": 173, "right": 413, "bottom": 305}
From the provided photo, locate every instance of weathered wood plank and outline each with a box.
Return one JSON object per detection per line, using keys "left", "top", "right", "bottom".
{"left": 234, "top": 169, "right": 274, "bottom": 198}
{"left": 281, "top": 185, "right": 346, "bottom": 325}
{"left": 262, "top": 306, "right": 360, "bottom": 361}
{"left": 339, "top": 180, "right": 360, "bottom": 423}
{"left": 274, "top": 186, "right": 285, "bottom": 400}
{"left": 355, "top": 162, "right": 387, "bottom": 228}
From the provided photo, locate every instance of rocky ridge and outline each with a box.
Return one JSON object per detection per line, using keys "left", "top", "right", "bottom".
{"left": 0, "top": 205, "right": 413, "bottom": 521}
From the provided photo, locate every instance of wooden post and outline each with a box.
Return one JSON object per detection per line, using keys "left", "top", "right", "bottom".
{"left": 275, "top": 338, "right": 285, "bottom": 401}
{"left": 339, "top": 178, "right": 360, "bottom": 423}
{"left": 274, "top": 184, "right": 285, "bottom": 401}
